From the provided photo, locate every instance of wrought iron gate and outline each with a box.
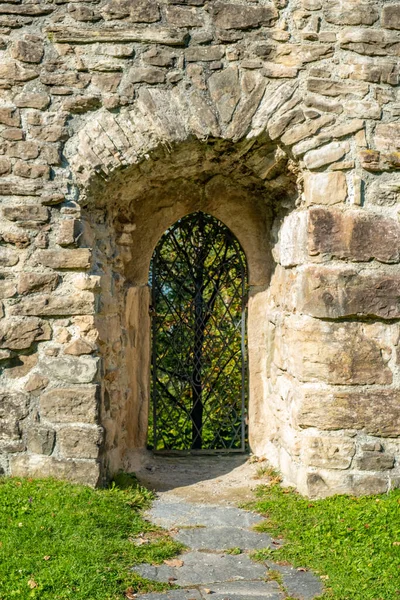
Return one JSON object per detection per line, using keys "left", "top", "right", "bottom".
{"left": 149, "top": 211, "right": 248, "bottom": 453}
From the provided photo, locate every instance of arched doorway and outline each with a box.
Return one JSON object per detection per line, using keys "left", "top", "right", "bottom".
{"left": 149, "top": 212, "right": 248, "bottom": 453}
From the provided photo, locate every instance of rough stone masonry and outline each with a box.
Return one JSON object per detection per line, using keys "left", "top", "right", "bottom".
{"left": 1, "top": 0, "right": 400, "bottom": 498}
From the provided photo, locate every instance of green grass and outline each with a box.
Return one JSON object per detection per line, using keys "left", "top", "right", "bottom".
{"left": 0, "top": 475, "right": 184, "bottom": 600}
{"left": 249, "top": 483, "right": 400, "bottom": 600}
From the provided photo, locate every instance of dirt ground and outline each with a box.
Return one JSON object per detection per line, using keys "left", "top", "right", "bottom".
{"left": 134, "top": 452, "right": 269, "bottom": 504}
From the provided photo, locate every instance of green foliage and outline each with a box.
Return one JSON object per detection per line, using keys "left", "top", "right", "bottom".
{"left": 249, "top": 484, "right": 400, "bottom": 600}
{"left": 0, "top": 477, "right": 183, "bottom": 600}
{"left": 150, "top": 212, "right": 248, "bottom": 451}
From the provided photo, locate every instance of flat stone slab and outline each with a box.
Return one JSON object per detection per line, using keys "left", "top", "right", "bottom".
{"left": 132, "top": 551, "right": 268, "bottom": 586}
{"left": 267, "top": 563, "right": 324, "bottom": 600}
{"left": 198, "top": 580, "right": 284, "bottom": 599}
{"left": 147, "top": 501, "right": 262, "bottom": 529}
{"left": 136, "top": 591, "right": 202, "bottom": 600}
{"left": 173, "top": 525, "right": 274, "bottom": 551}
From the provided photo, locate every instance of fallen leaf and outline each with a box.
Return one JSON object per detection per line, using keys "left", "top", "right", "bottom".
{"left": 320, "top": 575, "right": 330, "bottom": 580}
{"left": 297, "top": 567, "right": 307, "bottom": 572}
{"left": 393, "top": 542, "right": 400, "bottom": 546}
{"left": 124, "top": 587, "right": 136, "bottom": 599}
{"left": 203, "top": 589, "right": 212, "bottom": 595}
{"left": 28, "top": 579, "right": 37, "bottom": 589}
{"left": 164, "top": 559, "right": 184, "bottom": 567}
{"left": 43, "top": 556, "right": 50, "bottom": 561}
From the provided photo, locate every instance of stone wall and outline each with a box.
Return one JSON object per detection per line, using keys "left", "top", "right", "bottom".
{"left": 1, "top": 0, "right": 400, "bottom": 497}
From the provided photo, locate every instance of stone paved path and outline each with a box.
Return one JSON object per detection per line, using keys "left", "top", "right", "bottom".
{"left": 131, "top": 495, "right": 324, "bottom": 599}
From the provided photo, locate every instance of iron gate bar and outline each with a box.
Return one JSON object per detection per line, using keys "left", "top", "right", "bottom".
{"left": 150, "top": 211, "right": 248, "bottom": 453}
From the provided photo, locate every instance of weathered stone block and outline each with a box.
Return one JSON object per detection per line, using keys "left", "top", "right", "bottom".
{"left": 308, "top": 208, "right": 400, "bottom": 263}
{"left": 0, "top": 248, "right": 18, "bottom": 267}
{"left": 36, "top": 249, "right": 92, "bottom": 269}
{"left": 64, "top": 338, "right": 94, "bottom": 355}
{"left": 9, "top": 292, "right": 95, "bottom": 317}
{"left": 42, "top": 356, "right": 99, "bottom": 384}
{"left": 27, "top": 427, "right": 55, "bottom": 455}
{"left": 374, "top": 123, "right": 400, "bottom": 153}
{"left": 323, "top": 0, "right": 379, "bottom": 26}
{"left": 356, "top": 451, "right": 395, "bottom": 471}
{"left": 382, "top": 5, "right": 400, "bottom": 30}
{"left": 0, "top": 392, "right": 29, "bottom": 452}
{"left": 14, "top": 92, "right": 50, "bottom": 110}
{"left": 185, "top": 46, "right": 225, "bottom": 62}
{"left": 3, "top": 205, "right": 49, "bottom": 223}
{"left": 275, "top": 316, "right": 392, "bottom": 385}
{"left": 0, "top": 106, "right": 20, "bottom": 127}
{"left": 303, "top": 172, "right": 347, "bottom": 206}
{"left": 277, "top": 211, "right": 308, "bottom": 267}
{"left": 101, "top": 0, "right": 160, "bottom": 22}
{"left": 10, "top": 38, "right": 44, "bottom": 63}
{"left": 17, "top": 273, "right": 59, "bottom": 295}
{"left": 58, "top": 425, "right": 103, "bottom": 459}
{"left": 298, "top": 265, "right": 400, "bottom": 319}
{"left": 213, "top": 2, "right": 278, "bottom": 29}
{"left": 57, "top": 220, "right": 81, "bottom": 247}
{"left": 302, "top": 436, "right": 356, "bottom": 469}
{"left": 40, "top": 386, "right": 99, "bottom": 423}
{"left": 295, "top": 389, "right": 400, "bottom": 437}
{"left": 10, "top": 455, "right": 101, "bottom": 487}
{"left": 0, "top": 317, "right": 51, "bottom": 350}
{"left": 304, "top": 141, "right": 349, "bottom": 169}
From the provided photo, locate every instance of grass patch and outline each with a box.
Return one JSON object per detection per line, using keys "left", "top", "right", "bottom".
{"left": 0, "top": 476, "right": 184, "bottom": 600}
{"left": 249, "top": 483, "right": 400, "bottom": 600}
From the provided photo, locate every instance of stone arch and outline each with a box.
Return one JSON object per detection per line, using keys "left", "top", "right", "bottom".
{"left": 67, "top": 96, "right": 300, "bottom": 475}
{"left": 4, "top": 0, "right": 400, "bottom": 497}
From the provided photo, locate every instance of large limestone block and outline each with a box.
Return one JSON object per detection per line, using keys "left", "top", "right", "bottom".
{"left": 212, "top": 3, "right": 278, "bottom": 29}
{"left": 10, "top": 455, "right": 101, "bottom": 487}
{"left": 275, "top": 316, "right": 392, "bottom": 385}
{"left": 36, "top": 249, "right": 92, "bottom": 269}
{"left": 42, "top": 356, "right": 99, "bottom": 384}
{"left": 298, "top": 265, "right": 400, "bottom": 319}
{"left": 40, "top": 386, "right": 99, "bottom": 423}
{"left": 303, "top": 172, "right": 347, "bottom": 206}
{"left": 382, "top": 5, "right": 400, "bottom": 30}
{"left": 295, "top": 389, "right": 400, "bottom": 437}
{"left": 323, "top": 0, "right": 379, "bottom": 26}
{"left": 277, "top": 211, "right": 308, "bottom": 267}
{"left": 302, "top": 470, "right": 389, "bottom": 498}
{"left": 0, "top": 317, "right": 51, "bottom": 350}
{"left": 374, "top": 123, "right": 400, "bottom": 153}
{"left": 308, "top": 208, "right": 400, "bottom": 263}
{"left": 9, "top": 292, "right": 95, "bottom": 317}
{"left": 58, "top": 425, "right": 103, "bottom": 459}
{"left": 302, "top": 436, "right": 356, "bottom": 469}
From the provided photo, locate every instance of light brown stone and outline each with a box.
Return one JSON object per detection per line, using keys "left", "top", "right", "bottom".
{"left": 303, "top": 172, "right": 347, "bottom": 206}
{"left": 0, "top": 317, "right": 51, "bottom": 350}
{"left": 302, "top": 436, "right": 356, "bottom": 469}
{"left": 275, "top": 316, "right": 392, "bottom": 385}
{"left": 10, "top": 38, "right": 44, "bottom": 63}
{"left": 298, "top": 265, "right": 400, "bottom": 319}
{"left": 10, "top": 455, "right": 101, "bottom": 487}
{"left": 14, "top": 92, "right": 50, "bottom": 110}
{"left": 323, "top": 0, "right": 379, "bottom": 26}
{"left": 18, "top": 273, "right": 59, "bottom": 295}
{"left": 40, "top": 386, "right": 99, "bottom": 423}
{"left": 36, "top": 249, "right": 92, "bottom": 269}
{"left": 304, "top": 141, "right": 349, "bottom": 169}
{"left": 9, "top": 292, "right": 95, "bottom": 317}
{"left": 6, "top": 353, "right": 38, "bottom": 379}
{"left": 212, "top": 2, "right": 278, "bottom": 29}
{"left": 64, "top": 338, "right": 95, "bottom": 355}
{"left": 295, "top": 389, "right": 400, "bottom": 437}
{"left": 58, "top": 425, "right": 103, "bottom": 459}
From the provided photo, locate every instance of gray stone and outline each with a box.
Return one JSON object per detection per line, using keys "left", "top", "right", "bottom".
{"left": 132, "top": 551, "right": 268, "bottom": 586}
{"left": 148, "top": 502, "right": 262, "bottom": 529}
{"left": 27, "top": 426, "right": 55, "bottom": 455}
{"left": 266, "top": 562, "right": 324, "bottom": 600}
{"left": 199, "top": 580, "right": 283, "bottom": 599}
{"left": 173, "top": 525, "right": 274, "bottom": 551}
{"left": 42, "top": 356, "right": 99, "bottom": 384}
{"left": 40, "top": 387, "right": 99, "bottom": 423}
